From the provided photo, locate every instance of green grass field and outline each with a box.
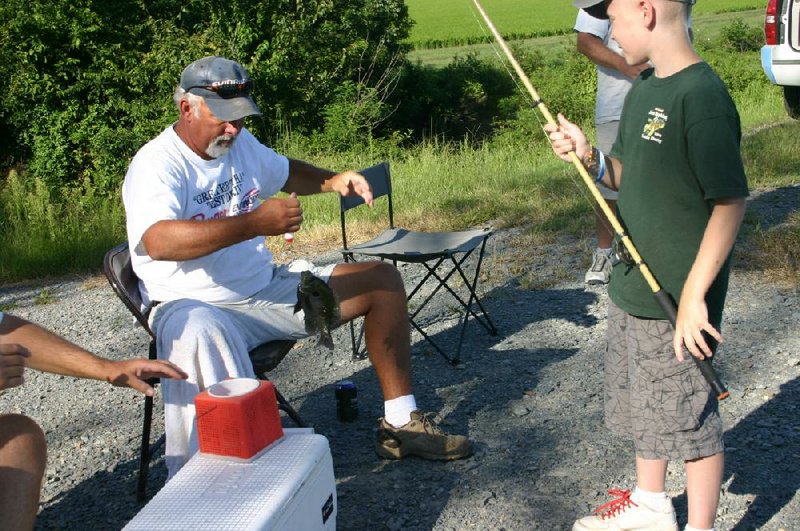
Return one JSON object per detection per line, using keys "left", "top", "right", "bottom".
{"left": 409, "top": 9, "right": 765, "bottom": 68}
{"left": 406, "top": 0, "right": 765, "bottom": 49}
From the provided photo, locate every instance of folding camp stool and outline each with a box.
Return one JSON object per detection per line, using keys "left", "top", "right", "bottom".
{"left": 339, "top": 162, "right": 497, "bottom": 365}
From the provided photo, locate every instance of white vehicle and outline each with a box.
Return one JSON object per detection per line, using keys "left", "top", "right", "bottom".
{"left": 761, "top": 0, "right": 800, "bottom": 118}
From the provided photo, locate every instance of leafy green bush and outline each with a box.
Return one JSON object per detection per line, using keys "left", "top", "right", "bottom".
{"left": 716, "top": 18, "right": 763, "bottom": 53}
{"left": 389, "top": 54, "right": 517, "bottom": 141}
{"left": 0, "top": 0, "right": 411, "bottom": 193}
{"left": 703, "top": 48, "right": 770, "bottom": 96}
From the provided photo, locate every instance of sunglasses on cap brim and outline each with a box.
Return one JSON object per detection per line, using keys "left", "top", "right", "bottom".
{"left": 185, "top": 80, "right": 253, "bottom": 100}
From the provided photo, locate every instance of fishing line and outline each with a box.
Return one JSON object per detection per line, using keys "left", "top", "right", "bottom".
{"left": 469, "top": 8, "right": 611, "bottom": 236}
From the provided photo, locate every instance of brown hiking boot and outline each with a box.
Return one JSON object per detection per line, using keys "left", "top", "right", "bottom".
{"left": 375, "top": 410, "right": 473, "bottom": 461}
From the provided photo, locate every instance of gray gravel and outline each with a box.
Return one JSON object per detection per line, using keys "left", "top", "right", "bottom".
{"left": 1, "top": 185, "right": 798, "bottom": 530}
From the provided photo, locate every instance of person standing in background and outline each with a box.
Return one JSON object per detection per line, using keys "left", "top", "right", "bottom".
{"left": 575, "top": 1, "right": 648, "bottom": 285}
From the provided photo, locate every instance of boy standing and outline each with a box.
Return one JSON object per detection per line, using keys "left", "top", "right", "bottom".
{"left": 546, "top": 1, "right": 748, "bottom": 530}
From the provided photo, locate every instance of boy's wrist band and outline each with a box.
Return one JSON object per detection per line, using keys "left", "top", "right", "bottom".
{"left": 595, "top": 149, "right": 606, "bottom": 183}
{"left": 585, "top": 145, "right": 605, "bottom": 183}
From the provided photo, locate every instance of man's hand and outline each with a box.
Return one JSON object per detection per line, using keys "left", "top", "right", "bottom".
{"left": 0, "top": 344, "right": 29, "bottom": 390}
{"left": 251, "top": 194, "right": 305, "bottom": 235}
{"left": 544, "top": 114, "right": 590, "bottom": 164}
{"left": 329, "top": 171, "right": 374, "bottom": 207}
{"left": 104, "top": 359, "right": 188, "bottom": 396}
{"left": 622, "top": 62, "right": 649, "bottom": 80}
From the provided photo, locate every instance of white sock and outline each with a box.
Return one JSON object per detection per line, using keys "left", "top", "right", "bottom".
{"left": 684, "top": 526, "right": 715, "bottom": 531}
{"left": 597, "top": 247, "right": 612, "bottom": 255}
{"left": 384, "top": 394, "right": 417, "bottom": 427}
{"left": 633, "top": 487, "right": 671, "bottom": 511}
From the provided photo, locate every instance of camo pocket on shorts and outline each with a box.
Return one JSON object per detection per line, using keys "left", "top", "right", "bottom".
{"left": 635, "top": 357, "right": 706, "bottom": 434}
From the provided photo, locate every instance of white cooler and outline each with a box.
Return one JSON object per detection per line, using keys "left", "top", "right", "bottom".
{"left": 124, "top": 430, "right": 336, "bottom": 530}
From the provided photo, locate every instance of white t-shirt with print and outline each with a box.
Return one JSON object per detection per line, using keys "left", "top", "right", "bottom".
{"left": 574, "top": 9, "right": 632, "bottom": 125}
{"left": 123, "top": 126, "right": 289, "bottom": 305}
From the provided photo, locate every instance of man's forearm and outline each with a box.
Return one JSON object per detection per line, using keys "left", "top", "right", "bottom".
{"left": 284, "top": 159, "right": 337, "bottom": 195}
{"left": 141, "top": 214, "right": 256, "bottom": 261}
{"left": 577, "top": 32, "right": 629, "bottom": 72}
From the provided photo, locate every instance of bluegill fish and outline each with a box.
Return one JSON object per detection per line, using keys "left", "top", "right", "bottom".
{"left": 294, "top": 271, "right": 339, "bottom": 350}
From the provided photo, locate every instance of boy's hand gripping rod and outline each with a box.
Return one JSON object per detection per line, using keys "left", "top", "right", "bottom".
{"left": 472, "top": 0, "right": 728, "bottom": 400}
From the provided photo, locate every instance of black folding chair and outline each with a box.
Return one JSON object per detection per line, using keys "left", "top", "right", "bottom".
{"left": 103, "top": 242, "right": 306, "bottom": 502}
{"left": 340, "top": 162, "right": 497, "bottom": 365}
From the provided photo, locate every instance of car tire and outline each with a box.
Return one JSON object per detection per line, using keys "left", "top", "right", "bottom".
{"left": 784, "top": 85, "right": 800, "bottom": 119}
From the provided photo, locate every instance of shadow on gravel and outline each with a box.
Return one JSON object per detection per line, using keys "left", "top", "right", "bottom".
{"left": 35, "top": 452, "right": 166, "bottom": 530}
{"left": 36, "top": 281, "right": 600, "bottom": 530}
{"left": 287, "top": 281, "right": 600, "bottom": 530}
{"left": 743, "top": 183, "right": 800, "bottom": 231}
{"left": 723, "top": 376, "right": 800, "bottom": 531}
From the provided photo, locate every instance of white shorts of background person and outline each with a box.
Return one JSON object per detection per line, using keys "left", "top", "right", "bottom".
{"left": 586, "top": 121, "right": 619, "bottom": 285}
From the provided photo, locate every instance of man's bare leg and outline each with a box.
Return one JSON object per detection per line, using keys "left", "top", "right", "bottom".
{"left": 329, "top": 261, "right": 412, "bottom": 400}
{"left": 595, "top": 198, "right": 616, "bottom": 249}
{"left": 330, "top": 261, "right": 473, "bottom": 460}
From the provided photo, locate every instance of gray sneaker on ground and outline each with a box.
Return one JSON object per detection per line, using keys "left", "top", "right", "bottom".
{"left": 585, "top": 248, "right": 613, "bottom": 285}
{"left": 375, "top": 410, "right": 473, "bottom": 461}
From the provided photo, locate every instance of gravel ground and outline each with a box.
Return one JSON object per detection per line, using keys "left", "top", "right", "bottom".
{"left": 1, "top": 185, "right": 798, "bottom": 530}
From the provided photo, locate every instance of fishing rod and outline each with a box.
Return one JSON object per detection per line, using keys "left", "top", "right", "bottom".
{"left": 471, "top": 0, "right": 728, "bottom": 400}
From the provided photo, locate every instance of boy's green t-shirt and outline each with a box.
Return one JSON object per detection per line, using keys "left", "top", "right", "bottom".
{"left": 608, "top": 62, "right": 749, "bottom": 326}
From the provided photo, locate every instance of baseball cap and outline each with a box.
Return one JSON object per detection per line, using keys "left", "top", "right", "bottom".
{"left": 573, "top": 0, "right": 609, "bottom": 19}
{"left": 179, "top": 56, "right": 261, "bottom": 122}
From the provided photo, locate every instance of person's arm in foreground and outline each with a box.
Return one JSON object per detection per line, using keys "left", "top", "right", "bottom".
{"left": 576, "top": 32, "right": 648, "bottom": 80}
{"left": 544, "top": 113, "right": 623, "bottom": 190}
{"left": 0, "top": 314, "right": 186, "bottom": 395}
{"left": 673, "top": 197, "right": 746, "bottom": 361}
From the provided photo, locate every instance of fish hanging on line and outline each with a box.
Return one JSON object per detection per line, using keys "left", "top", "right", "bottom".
{"left": 294, "top": 271, "right": 339, "bottom": 350}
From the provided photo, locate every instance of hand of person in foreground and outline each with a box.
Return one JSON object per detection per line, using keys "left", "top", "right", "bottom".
{"left": 543, "top": 114, "right": 591, "bottom": 163}
{"left": 103, "top": 358, "right": 187, "bottom": 396}
{"left": 329, "top": 170, "right": 374, "bottom": 206}
{"left": 0, "top": 344, "right": 29, "bottom": 390}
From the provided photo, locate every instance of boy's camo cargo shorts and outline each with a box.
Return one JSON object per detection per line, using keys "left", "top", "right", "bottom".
{"left": 604, "top": 301, "right": 724, "bottom": 461}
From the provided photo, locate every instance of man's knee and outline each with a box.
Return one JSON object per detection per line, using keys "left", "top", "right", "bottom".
{"left": 369, "top": 261, "right": 405, "bottom": 292}
{"left": 156, "top": 301, "right": 233, "bottom": 345}
{"left": 0, "top": 414, "right": 47, "bottom": 471}
{"left": 332, "top": 261, "right": 405, "bottom": 296}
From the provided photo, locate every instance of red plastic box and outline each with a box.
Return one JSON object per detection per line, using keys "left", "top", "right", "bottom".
{"left": 195, "top": 378, "right": 284, "bottom": 459}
